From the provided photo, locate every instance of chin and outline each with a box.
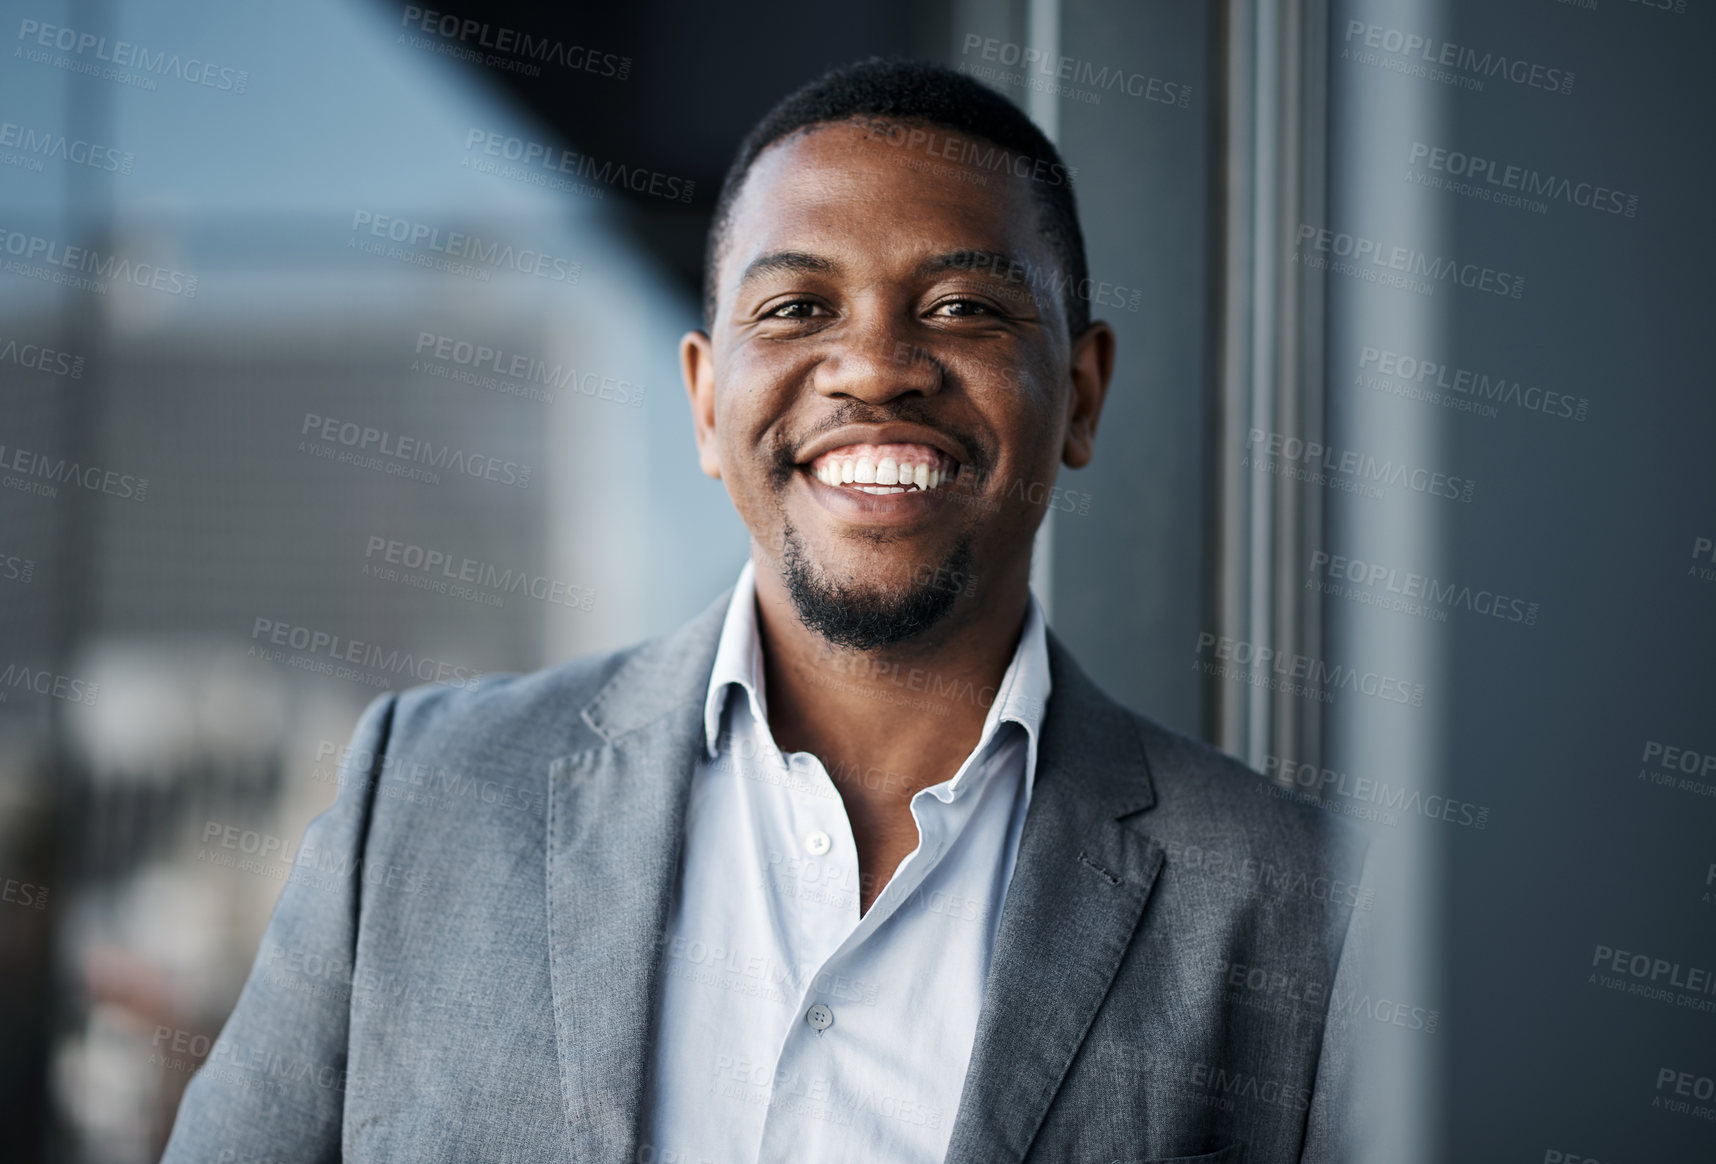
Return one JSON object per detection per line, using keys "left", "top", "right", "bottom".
{"left": 780, "top": 523, "right": 973, "bottom": 652}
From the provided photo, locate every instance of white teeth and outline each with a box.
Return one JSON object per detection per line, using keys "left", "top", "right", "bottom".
{"left": 809, "top": 455, "right": 958, "bottom": 491}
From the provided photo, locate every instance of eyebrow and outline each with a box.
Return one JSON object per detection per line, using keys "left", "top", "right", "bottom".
{"left": 737, "top": 250, "right": 841, "bottom": 288}
{"left": 915, "top": 249, "right": 1036, "bottom": 284}
{"left": 733, "top": 247, "right": 1042, "bottom": 300}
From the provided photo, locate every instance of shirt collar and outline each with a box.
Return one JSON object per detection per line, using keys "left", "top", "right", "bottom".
{"left": 703, "top": 559, "right": 769, "bottom": 758}
{"left": 702, "top": 561, "right": 1053, "bottom": 794}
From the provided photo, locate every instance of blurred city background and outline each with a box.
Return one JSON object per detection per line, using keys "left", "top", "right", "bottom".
{"left": 1, "top": 0, "right": 1712, "bottom": 1159}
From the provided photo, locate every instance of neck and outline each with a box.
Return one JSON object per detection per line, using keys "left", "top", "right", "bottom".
{"left": 749, "top": 548, "right": 1033, "bottom": 914}
{"left": 751, "top": 548, "right": 1031, "bottom": 794}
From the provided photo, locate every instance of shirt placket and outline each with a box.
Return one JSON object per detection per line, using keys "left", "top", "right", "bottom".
{"left": 753, "top": 756, "right": 976, "bottom": 1162}
{"left": 748, "top": 748, "right": 859, "bottom": 1159}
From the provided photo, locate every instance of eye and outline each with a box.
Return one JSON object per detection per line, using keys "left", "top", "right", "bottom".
{"left": 765, "top": 299, "right": 828, "bottom": 319}
{"left": 930, "top": 297, "right": 999, "bottom": 318}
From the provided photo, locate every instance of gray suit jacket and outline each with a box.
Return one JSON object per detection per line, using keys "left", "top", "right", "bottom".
{"left": 163, "top": 590, "right": 1368, "bottom": 1163}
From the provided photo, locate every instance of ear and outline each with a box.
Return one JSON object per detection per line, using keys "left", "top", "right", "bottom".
{"left": 681, "top": 329, "right": 722, "bottom": 479}
{"left": 1062, "top": 320, "right": 1115, "bottom": 469}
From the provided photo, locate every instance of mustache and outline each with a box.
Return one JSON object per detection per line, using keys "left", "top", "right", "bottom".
{"left": 767, "top": 401, "right": 993, "bottom": 489}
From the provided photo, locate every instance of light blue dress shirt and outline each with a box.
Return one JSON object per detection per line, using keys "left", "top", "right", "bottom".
{"left": 641, "top": 561, "right": 1052, "bottom": 1164}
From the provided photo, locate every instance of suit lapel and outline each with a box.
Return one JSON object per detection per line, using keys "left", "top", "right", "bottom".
{"left": 944, "top": 634, "right": 1166, "bottom": 1164}
{"left": 545, "top": 593, "right": 730, "bottom": 1160}
{"left": 543, "top": 599, "right": 1163, "bottom": 1162}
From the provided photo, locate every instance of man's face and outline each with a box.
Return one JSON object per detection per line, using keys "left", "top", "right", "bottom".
{"left": 684, "top": 118, "right": 1111, "bottom": 649}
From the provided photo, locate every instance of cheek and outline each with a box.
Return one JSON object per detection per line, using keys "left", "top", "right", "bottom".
{"left": 717, "top": 347, "right": 800, "bottom": 429}
{"left": 983, "top": 372, "right": 1065, "bottom": 458}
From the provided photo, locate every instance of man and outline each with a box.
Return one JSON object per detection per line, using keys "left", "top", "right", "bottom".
{"left": 164, "top": 59, "right": 1367, "bottom": 1163}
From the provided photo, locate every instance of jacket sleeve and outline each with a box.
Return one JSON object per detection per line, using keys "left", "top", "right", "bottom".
{"left": 1297, "top": 844, "right": 1373, "bottom": 1164}
{"left": 160, "top": 692, "right": 397, "bottom": 1163}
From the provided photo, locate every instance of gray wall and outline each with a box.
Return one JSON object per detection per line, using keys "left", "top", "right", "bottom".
{"left": 1049, "top": 0, "right": 1215, "bottom": 738}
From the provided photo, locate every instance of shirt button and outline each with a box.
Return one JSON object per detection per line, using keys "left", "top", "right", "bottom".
{"left": 805, "top": 1004, "right": 834, "bottom": 1031}
{"left": 804, "top": 830, "right": 831, "bottom": 856}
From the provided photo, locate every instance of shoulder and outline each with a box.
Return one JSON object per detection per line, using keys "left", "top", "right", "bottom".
{"left": 378, "top": 645, "right": 634, "bottom": 758}
{"left": 360, "top": 585, "right": 734, "bottom": 763}
{"left": 316, "top": 642, "right": 652, "bottom": 853}
{"left": 1126, "top": 710, "right": 1369, "bottom": 897}
{"left": 389, "top": 652, "right": 624, "bottom": 741}
{"left": 1044, "top": 631, "right": 1365, "bottom": 881}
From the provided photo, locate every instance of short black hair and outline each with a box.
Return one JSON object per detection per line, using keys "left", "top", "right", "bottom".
{"left": 703, "top": 57, "right": 1090, "bottom": 335}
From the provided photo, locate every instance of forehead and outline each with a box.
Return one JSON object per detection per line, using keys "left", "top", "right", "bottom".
{"left": 720, "top": 119, "right": 1055, "bottom": 289}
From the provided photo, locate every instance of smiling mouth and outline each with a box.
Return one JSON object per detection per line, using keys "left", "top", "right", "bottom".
{"left": 803, "top": 442, "right": 961, "bottom": 495}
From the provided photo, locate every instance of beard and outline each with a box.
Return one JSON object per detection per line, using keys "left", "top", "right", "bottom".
{"left": 779, "top": 521, "right": 974, "bottom": 652}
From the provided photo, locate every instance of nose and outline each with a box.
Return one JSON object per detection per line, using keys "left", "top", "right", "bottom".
{"left": 811, "top": 315, "right": 943, "bottom": 405}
